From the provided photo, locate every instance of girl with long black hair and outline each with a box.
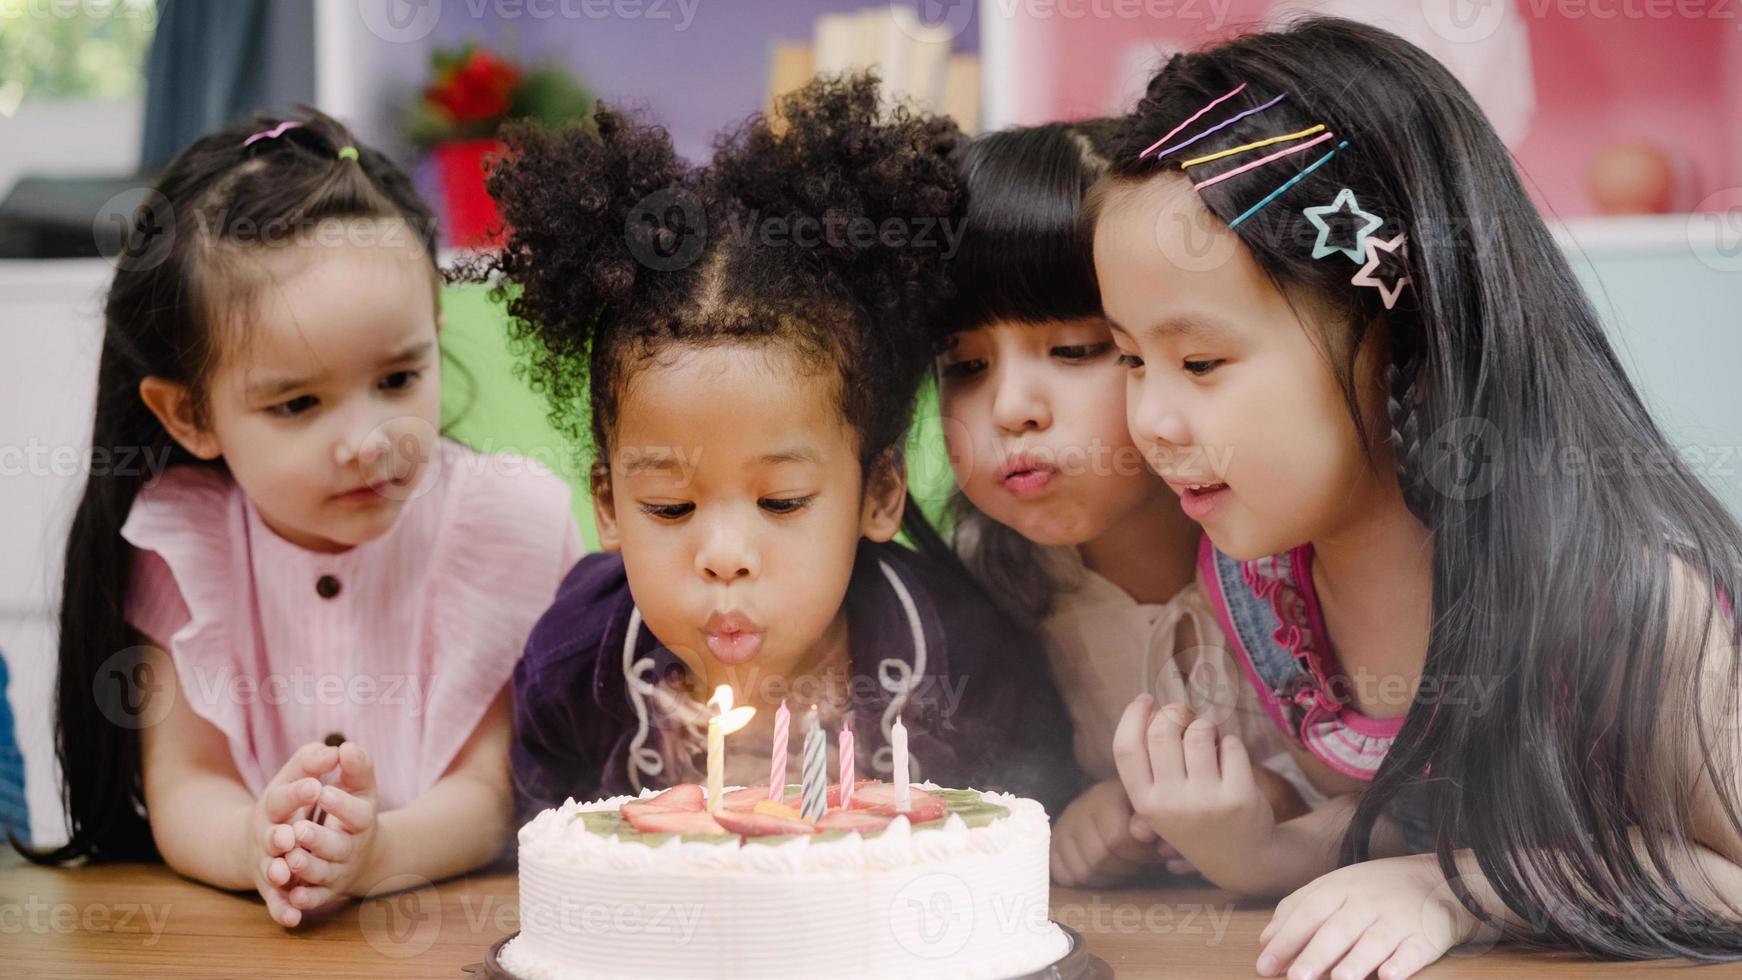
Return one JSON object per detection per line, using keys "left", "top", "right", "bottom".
{"left": 1094, "top": 17, "right": 1742, "bottom": 977}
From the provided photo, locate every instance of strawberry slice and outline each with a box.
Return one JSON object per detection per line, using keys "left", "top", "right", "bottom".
{"left": 815, "top": 809, "right": 893, "bottom": 833}
{"left": 775, "top": 781, "right": 876, "bottom": 810}
{"left": 858, "top": 787, "right": 947, "bottom": 823}
{"left": 714, "top": 808, "right": 818, "bottom": 837}
{"left": 844, "top": 781, "right": 896, "bottom": 806}
{"left": 621, "top": 806, "right": 727, "bottom": 836}
{"left": 720, "top": 785, "right": 776, "bottom": 809}
{"left": 647, "top": 784, "right": 706, "bottom": 811}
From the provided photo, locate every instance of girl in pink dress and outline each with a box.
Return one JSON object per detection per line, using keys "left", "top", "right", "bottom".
{"left": 1092, "top": 17, "right": 1742, "bottom": 979}
{"left": 21, "top": 109, "right": 583, "bottom": 928}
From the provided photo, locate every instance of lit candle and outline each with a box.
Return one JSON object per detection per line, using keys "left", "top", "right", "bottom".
{"left": 768, "top": 700, "right": 790, "bottom": 800}
{"left": 892, "top": 715, "right": 910, "bottom": 813}
{"left": 705, "top": 686, "right": 756, "bottom": 813}
{"left": 837, "top": 717, "right": 855, "bottom": 810}
{"left": 800, "top": 707, "right": 826, "bottom": 822}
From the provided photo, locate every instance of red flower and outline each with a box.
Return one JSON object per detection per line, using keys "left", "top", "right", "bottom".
{"left": 426, "top": 49, "right": 520, "bottom": 124}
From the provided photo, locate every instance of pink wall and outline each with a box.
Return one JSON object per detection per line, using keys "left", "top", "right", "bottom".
{"left": 1002, "top": 0, "right": 1740, "bottom": 217}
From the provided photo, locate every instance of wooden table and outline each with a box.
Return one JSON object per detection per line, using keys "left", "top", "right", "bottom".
{"left": 0, "top": 854, "right": 1718, "bottom": 977}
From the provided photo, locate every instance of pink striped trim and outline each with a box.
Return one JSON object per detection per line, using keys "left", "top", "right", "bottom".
{"left": 1303, "top": 725, "right": 1384, "bottom": 779}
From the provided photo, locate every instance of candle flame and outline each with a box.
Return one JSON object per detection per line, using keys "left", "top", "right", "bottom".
{"left": 708, "top": 686, "right": 755, "bottom": 734}
{"left": 719, "top": 706, "right": 756, "bottom": 735}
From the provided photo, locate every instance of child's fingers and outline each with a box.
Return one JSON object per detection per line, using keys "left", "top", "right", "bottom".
{"left": 1273, "top": 906, "right": 1373, "bottom": 980}
{"left": 1145, "top": 703, "right": 1193, "bottom": 785}
{"left": 1377, "top": 936, "right": 1439, "bottom": 980}
{"left": 1325, "top": 924, "right": 1406, "bottom": 980}
{"left": 1111, "top": 694, "right": 1160, "bottom": 798}
{"left": 1255, "top": 896, "right": 1347, "bottom": 977}
{"left": 263, "top": 853, "right": 292, "bottom": 888}
{"left": 337, "top": 742, "right": 376, "bottom": 797}
{"left": 287, "top": 883, "right": 336, "bottom": 911}
{"left": 267, "top": 742, "right": 339, "bottom": 790}
{"left": 285, "top": 847, "right": 338, "bottom": 886}
{"left": 1092, "top": 795, "right": 1156, "bottom": 864}
{"left": 1165, "top": 857, "right": 1197, "bottom": 875}
{"left": 261, "top": 884, "right": 301, "bottom": 928}
{"left": 1129, "top": 814, "right": 1158, "bottom": 843}
{"left": 1181, "top": 716, "right": 1221, "bottom": 782}
{"left": 1218, "top": 732, "right": 1253, "bottom": 788}
{"left": 1051, "top": 835, "right": 1088, "bottom": 887}
{"left": 263, "top": 822, "right": 296, "bottom": 857}
{"left": 263, "top": 777, "right": 321, "bottom": 823}
{"left": 294, "top": 819, "right": 355, "bottom": 862}
{"left": 315, "top": 785, "right": 375, "bottom": 833}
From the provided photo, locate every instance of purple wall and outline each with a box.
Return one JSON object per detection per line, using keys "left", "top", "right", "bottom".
{"left": 423, "top": 0, "right": 979, "bottom": 163}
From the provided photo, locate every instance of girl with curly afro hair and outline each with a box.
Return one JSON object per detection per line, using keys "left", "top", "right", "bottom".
{"left": 488, "top": 74, "right": 1079, "bottom": 822}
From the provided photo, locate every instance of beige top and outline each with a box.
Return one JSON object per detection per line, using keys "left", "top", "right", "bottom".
{"left": 957, "top": 519, "right": 1323, "bottom": 805}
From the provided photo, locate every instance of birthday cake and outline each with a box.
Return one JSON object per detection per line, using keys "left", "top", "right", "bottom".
{"left": 498, "top": 780, "right": 1069, "bottom": 979}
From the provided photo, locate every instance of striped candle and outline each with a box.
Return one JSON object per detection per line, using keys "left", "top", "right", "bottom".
{"left": 768, "top": 700, "right": 790, "bottom": 800}
{"left": 837, "top": 719, "right": 855, "bottom": 810}
{"left": 800, "top": 707, "right": 826, "bottom": 822}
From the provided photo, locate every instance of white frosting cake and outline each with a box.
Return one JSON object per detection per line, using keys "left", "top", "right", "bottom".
{"left": 500, "top": 782, "right": 1069, "bottom": 979}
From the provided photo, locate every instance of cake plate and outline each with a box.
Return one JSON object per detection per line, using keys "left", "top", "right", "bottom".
{"left": 464, "top": 923, "right": 1112, "bottom": 979}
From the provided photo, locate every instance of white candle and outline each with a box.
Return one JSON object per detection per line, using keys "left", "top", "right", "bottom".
{"left": 704, "top": 686, "right": 755, "bottom": 813}
{"left": 892, "top": 716, "right": 910, "bottom": 812}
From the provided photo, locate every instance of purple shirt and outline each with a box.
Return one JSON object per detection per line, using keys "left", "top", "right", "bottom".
{"left": 511, "top": 538, "right": 1080, "bottom": 820}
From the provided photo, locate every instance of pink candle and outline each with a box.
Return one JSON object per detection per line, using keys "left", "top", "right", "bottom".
{"left": 768, "top": 700, "right": 790, "bottom": 800}
{"left": 837, "top": 719, "right": 855, "bottom": 810}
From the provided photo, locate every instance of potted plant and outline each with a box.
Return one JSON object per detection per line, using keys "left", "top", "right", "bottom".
{"left": 409, "top": 44, "right": 592, "bottom": 247}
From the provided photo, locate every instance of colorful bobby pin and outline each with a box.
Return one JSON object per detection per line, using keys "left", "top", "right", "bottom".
{"left": 1227, "top": 139, "right": 1349, "bottom": 229}
{"left": 1145, "top": 92, "right": 1289, "bottom": 162}
{"left": 243, "top": 120, "right": 301, "bottom": 146}
{"left": 1189, "top": 131, "right": 1337, "bottom": 192}
{"left": 1179, "top": 124, "right": 1326, "bottom": 170}
{"left": 1139, "top": 82, "right": 1248, "bottom": 159}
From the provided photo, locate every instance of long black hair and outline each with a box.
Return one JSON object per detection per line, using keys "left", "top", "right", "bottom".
{"left": 18, "top": 107, "right": 441, "bottom": 865}
{"left": 471, "top": 73, "right": 964, "bottom": 568}
{"left": 1097, "top": 17, "right": 1742, "bottom": 960}
{"left": 940, "top": 120, "right": 1127, "bottom": 620}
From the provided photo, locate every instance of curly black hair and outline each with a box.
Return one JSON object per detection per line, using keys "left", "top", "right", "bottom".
{"left": 475, "top": 73, "right": 962, "bottom": 498}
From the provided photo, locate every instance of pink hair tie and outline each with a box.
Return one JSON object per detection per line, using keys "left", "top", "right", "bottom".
{"left": 243, "top": 120, "right": 302, "bottom": 147}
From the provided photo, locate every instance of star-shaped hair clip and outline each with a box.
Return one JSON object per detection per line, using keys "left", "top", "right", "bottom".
{"left": 1303, "top": 188, "right": 1383, "bottom": 263}
{"left": 1351, "top": 233, "right": 1412, "bottom": 310}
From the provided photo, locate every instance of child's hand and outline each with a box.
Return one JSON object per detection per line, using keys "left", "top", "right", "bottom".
{"left": 1128, "top": 814, "right": 1200, "bottom": 876}
{"left": 285, "top": 742, "right": 380, "bottom": 912}
{"left": 1256, "top": 853, "right": 1479, "bottom": 980}
{"left": 1050, "top": 779, "right": 1161, "bottom": 888}
{"left": 1112, "top": 694, "right": 1277, "bottom": 888}
{"left": 248, "top": 741, "right": 340, "bottom": 927}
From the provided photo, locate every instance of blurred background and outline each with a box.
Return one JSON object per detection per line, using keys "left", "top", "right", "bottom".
{"left": 1, "top": 0, "right": 1739, "bottom": 848}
